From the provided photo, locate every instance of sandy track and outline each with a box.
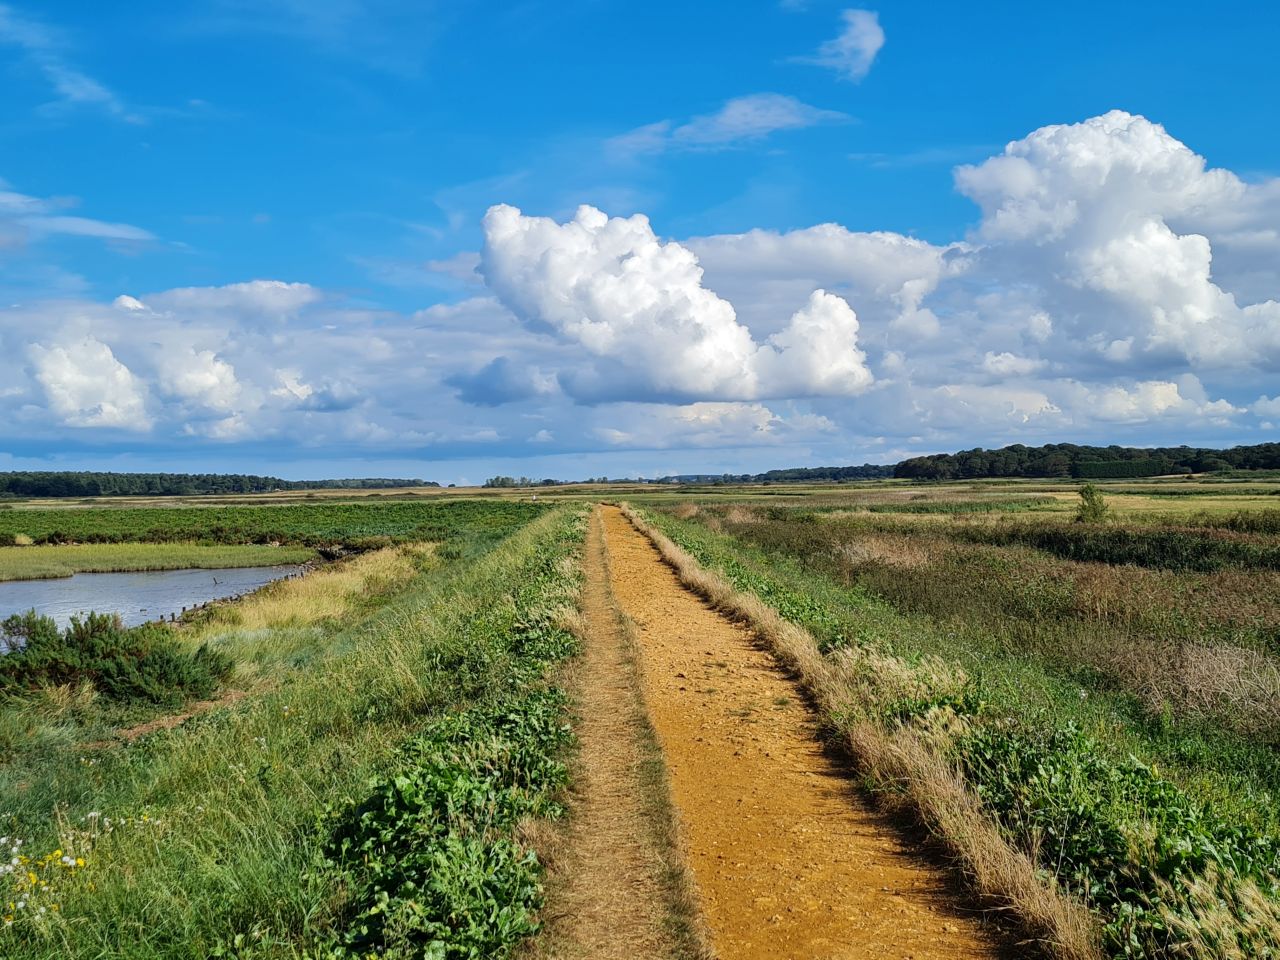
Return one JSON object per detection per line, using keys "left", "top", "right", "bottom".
{"left": 600, "top": 505, "right": 1000, "bottom": 960}
{"left": 539, "top": 509, "right": 687, "bottom": 959}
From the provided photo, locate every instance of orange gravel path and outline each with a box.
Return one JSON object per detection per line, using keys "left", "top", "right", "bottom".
{"left": 600, "top": 505, "right": 1001, "bottom": 960}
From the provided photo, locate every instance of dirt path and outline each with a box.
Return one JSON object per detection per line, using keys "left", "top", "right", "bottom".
{"left": 600, "top": 505, "right": 1001, "bottom": 960}
{"left": 538, "top": 509, "right": 699, "bottom": 959}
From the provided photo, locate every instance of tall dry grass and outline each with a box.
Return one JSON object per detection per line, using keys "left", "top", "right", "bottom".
{"left": 202, "top": 544, "right": 426, "bottom": 632}
{"left": 619, "top": 503, "right": 1102, "bottom": 960}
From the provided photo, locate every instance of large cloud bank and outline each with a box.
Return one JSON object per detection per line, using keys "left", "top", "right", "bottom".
{"left": 2, "top": 110, "right": 1279, "bottom": 470}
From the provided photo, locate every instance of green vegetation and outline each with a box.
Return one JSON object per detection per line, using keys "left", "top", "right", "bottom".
{"left": 0, "top": 500, "right": 579, "bottom": 958}
{"left": 641, "top": 497, "right": 1280, "bottom": 957}
{"left": 955, "top": 523, "right": 1280, "bottom": 571}
{"left": 327, "top": 688, "right": 573, "bottom": 956}
{"left": 895, "top": 441, "right": 1280, "bottom": 480}
{"left": 1075, "top": 484, "right": 1111, "bottom": 523}
{"left": 0, "top": 543, "right": 314, "bottom": 582}
{"left": 0, "top": 612, "right": 233, "bottom": 708}
{"left": 0, "top": 499, "right": 544, "bottom": 549}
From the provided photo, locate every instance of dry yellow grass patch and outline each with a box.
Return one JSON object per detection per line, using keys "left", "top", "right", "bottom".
{"left": 202, "top": 545, "right": 428, "bottom": 632}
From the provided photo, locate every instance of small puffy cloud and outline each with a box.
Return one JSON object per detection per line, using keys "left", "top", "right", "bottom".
{"left": 1253, "top": 396, "right": 1280, "bottom": 418}
{"left": 756, "top": 290, "right": 872, "bottom": 395}
{"left": 480, "top": 203, "right": 874, "bottom": 403}
{"left": 28, "top": 335, "right": 151, "bottom": 429}
{"left": 795, "top": 9, "right": 885, "bottom": 82}
{"left": 981, "top": 351, "right": 1046, "bottom": 377}
{"left": 608, "top": 94, "right": 848, "bottom": 156}
{"left": 113, "top": 294, "right": 147, "bottom": 311}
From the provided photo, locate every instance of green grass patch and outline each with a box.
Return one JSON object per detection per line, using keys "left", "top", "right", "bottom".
{"left": 0, "top": 543, "right": 314, "bottom": 582}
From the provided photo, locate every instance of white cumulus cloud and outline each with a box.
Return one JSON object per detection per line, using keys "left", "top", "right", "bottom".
{"left": 29, "top": 335, "right": 151, "bottom": 429}
{"left": 157, "top": 348, "right": 240, "bottom": 412}
{"left": 956, "top": 110, "right": 1280, "bottom": 368}
{"left": 480, "top": 203, "right": 874, "bottom": 403}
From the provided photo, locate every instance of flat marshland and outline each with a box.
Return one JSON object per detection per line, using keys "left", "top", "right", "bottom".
{"left": 0, "top": 543, "right": 315, "bottom": 582}
{"left": 1, "top": 480, "right": 1279, "bottom": 958}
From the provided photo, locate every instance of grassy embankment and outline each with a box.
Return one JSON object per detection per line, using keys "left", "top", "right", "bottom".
{"left": 630, "top": 497, "right": 1280, "bottom": 959}
{"left": 1, "top": 498, "right": 586, "bottom": 959}
{"left": 0, "top": 544, "right": 315, "bottom": 582}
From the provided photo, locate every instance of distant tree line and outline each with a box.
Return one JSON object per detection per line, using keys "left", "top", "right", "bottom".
{"left": 657, "top": 464, "right": 895, "bottom": 484}
{"left": 483, "top": 476, "right": 559, "bottom": 488}
{"left": 893, "top": 443, "right": 1280, "bottom": 481}
{"left": 0, "top": 472, "right": 432, "bottom": 499}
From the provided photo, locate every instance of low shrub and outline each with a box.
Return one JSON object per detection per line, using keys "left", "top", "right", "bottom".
{"left": 317, "top": 514, "right": 582, "bottom": 959}
{"left": 0, "top": 611, "right": 233, "bottom": 707}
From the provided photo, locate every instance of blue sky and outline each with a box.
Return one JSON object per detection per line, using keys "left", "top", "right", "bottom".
{"left": 1, "top": 1, "right": 1278, "bottom": 483}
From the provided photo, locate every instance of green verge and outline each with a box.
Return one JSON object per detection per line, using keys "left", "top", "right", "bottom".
{"left": 0, "top": 543, "right": 315, "bottom": 582}
{"left": 638, "top": 506, "right": 1280, "bottom": 959}
{"left": 0, "top": 504, "right": 584, "bottom": 959}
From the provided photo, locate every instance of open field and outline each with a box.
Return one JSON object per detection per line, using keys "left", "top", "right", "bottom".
{"left": 0, "top": 543, "right": 315, "bottom": 582}
{"left": 1, "top": 481, "right": 1278, "bottom": 958}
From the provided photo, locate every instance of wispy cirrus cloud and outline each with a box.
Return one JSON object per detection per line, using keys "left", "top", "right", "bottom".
{"left": 0, "top": 177, "right": 156, "bottom": 249}
{"left": 607, "top": 93, "right": 850, "bottom": 157}
{"left": 793, "top": 8, "right": 885, "bottom": 82}
{"left": 0, "top": 3, "right": 142, "bottom": 122}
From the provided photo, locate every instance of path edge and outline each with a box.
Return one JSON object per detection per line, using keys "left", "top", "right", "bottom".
{"left": 616, "top": 502, "right": 1103, "bottom": 960}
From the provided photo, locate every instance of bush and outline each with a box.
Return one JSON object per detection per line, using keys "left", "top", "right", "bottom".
{"left": 1075, "top": 483, "right": 1111, "bottom": 523}
{"left": 0, "top": 611, "right": 233, "bottom": 707}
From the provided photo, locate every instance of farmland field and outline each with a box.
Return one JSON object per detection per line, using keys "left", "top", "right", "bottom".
{"left": 1, "top": 481, "right": 1278, "bottom": 958}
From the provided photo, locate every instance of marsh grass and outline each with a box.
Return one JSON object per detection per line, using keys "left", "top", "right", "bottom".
{"left": 690, "top": 505, "right": 1280, "bottom": 739}
{"left": 0, "top": 543, "right": 314, "bottom": 582}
